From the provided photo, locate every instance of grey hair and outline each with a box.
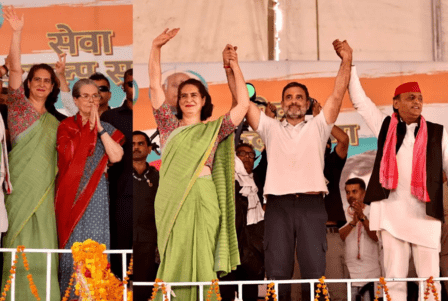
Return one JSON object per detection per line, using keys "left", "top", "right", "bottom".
{"left": 72, "top": 78, "right": 99, "bottom": 98}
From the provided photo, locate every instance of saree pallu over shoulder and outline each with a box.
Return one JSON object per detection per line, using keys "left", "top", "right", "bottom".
{"left": 2, "top": 112, "right": 60, "bottom": 301}
{"left": 155, "top": 116, "right": 240, "bottom": 277}
{"left": 55, "top": 116, "right": 125, "bottom": 248}
{"left": 4, "top": 112, "right": 59, "bottom": 247}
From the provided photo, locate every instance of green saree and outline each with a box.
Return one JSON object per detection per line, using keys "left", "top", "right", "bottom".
{"left": 2, "top": 113, "right": 60, "bottom": 301}
{"left": 155, "top": 117, "right": 240, "bottom": 301}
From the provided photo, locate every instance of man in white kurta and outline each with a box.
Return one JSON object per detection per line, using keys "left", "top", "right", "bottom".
{"left": 348, "top": 66, "right": 448, "bottom": 301}
{"left": 340, "top": 178, "right": 381, "bottom": 301}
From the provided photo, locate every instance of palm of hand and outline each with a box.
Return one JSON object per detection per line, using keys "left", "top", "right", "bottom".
{"left": 4, "top": 9, "right": 24, "bottom": 31}
{"left": 153, "top": 28, "right": 179, "bottom": 47}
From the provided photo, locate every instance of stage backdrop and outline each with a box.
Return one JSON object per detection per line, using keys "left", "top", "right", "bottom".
{"left": 0, "top": 0, "right": 132, "bottom": 114}
{"left": 134, "top": 59, "right": 448, "bottom": 210}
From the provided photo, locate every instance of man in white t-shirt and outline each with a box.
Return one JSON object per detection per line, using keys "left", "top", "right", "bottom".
{"left": 340, "top": 178, "right": 381, "bottom": 301}
{"left": 245, "top": 40, "right": 353, "bottom": 301}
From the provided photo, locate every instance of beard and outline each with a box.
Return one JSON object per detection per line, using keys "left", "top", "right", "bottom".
{"left": 285, "top": 105, "right": 306, "bottom": 119}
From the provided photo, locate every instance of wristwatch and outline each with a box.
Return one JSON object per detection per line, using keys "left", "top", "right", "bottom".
{"left": 98, "top": 128, "right": 107, "bottom": 136}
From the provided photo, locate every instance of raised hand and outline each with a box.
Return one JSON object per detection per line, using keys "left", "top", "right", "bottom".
{"left": 222, "top": 44, "right": 238, "bottom": 66}
{"left": 3, "top": 6, "right": 24, "bottom": 32}
{"left": 352, "top": 200, "right": 364, "bottom": 218}
{"left": 95, "top": 104, "right": 103, "bottom": 132}
{"left": 333, "top": 39, "right": 352, "bottom": 61}
{"left": 55, "top": 53, "right": 67, "bottom": 76}
{"left": 152, "top": 28, "right": 180, "bottom": 48}
{"left": 89, "top": 105, "right": 97, "bottom": 131}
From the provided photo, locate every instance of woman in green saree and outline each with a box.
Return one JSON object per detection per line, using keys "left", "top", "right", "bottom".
{"left": 149, "top": 28, "right": 250, "bottom": 300}
{"left": 1, "top": 7, "right": 62, "bottom": 300}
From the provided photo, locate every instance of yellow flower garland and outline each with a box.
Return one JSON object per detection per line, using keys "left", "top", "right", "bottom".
{"left": 62, "top": 239, "right": 133, "bottom": 301}
{"left": 374, "top": 277, "right": 392, "bottom": 301}
{"left": 265, "top": 282, "right": 278, "bottom": 301}
{"left": 315, "top": 276, "right": 330, "bottom": 301}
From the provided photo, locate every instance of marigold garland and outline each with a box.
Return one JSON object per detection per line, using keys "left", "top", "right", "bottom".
{"left": 265, "top": 282, "right": 278, "bottom": 301}
{"left": 150, "top": 278, "right": 169, "bottom": 301}
{"left": 314, "top": 276, "right": 330, "bottom": 301}
{"left": 374, "top": 277, "right": 392, "bottom": 301}
{"left": 206, "top": 279, "right": 221, "bottom": 301}
{"left": 0, "top": 245, "right": 41, "bottom": 301}
{"left": 424, "top": 276, "right": 439, "bottom": 301}
{"left": 62, "top": 239, "right": 133, "bottom": 301}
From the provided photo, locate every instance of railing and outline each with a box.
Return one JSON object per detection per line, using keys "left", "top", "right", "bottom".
{"left": 134, "top": 277, "right": 448, "bottom": 301}
{"left": 0, "top": 248, "right": 133, "bottom": 301}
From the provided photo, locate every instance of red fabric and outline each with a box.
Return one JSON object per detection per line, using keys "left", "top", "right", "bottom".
{"left": 379, "top": 113, "right": 430, "bottom": 202}
{"left": 394, "top": 82, "right": 421, "bottom": 97}
{"left": 55, "top": 115, "right": 125, "bottom": 248}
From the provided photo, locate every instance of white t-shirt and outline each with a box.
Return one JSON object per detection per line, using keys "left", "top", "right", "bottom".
{"left": 343, "top": 205, "right": 382, "bottom": 286}
{"left": 256, "top": 110, "right": 333, "bottom": 196}
{"left": 349, "top": 66, "right": 448, "bottom": 249}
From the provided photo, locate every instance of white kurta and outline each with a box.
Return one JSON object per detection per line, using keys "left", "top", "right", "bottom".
{"left": 344, "top": 205, "right": 382, "bottom": 286}
{"left": 349, "top": 66, "right": 448, "bottom": 249}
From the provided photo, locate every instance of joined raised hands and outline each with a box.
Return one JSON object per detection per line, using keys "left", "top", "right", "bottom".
{"left": 333, "top": 39, "right": 352, "bottom": 61}
{"left": 222, "top": 44, "right": 238, "bottom": 67}
{"left": 3, "top": 6, "right": 24, "bottom": 32}
{"left": 351, "top": 200, "right": 364, "bottom": 218}
{"left": 55, "top": 53, "right": 67, "bottom": 76}
{"left": 152, "top": 28, "right": 180, "bottom": 48}
{"left": 88, "top": 103, "right": 103, "bottom": 132}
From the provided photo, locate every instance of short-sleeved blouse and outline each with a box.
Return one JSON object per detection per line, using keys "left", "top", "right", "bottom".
{"left": 6, "top": 85, "right": 41, "bottom": 142}
{"left": 153, "top": 103, "right": 236, "bottom": 169}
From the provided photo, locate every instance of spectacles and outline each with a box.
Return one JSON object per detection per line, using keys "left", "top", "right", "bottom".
{"left": 98, "top": 85, "right": 110, "bottom": 93}
{"left": 126, "top": 81, "right": 133, "bottom": 88}
{"left": 32, "top": 77, "right": 51, "bottom": 84}
{"left": 236, "top": 150, "right": 255, "bottom": 159}
{"left": 77, "top": 94, "right": 101, "bottom": 101}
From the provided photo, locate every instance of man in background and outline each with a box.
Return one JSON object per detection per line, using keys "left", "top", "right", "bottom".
{"left": 340, "top": 178, "right": 381, "bottom": 301}
{"left": 133, "top": 131, "right": 159, "bottom": 301}
{"left": 101, "top": 68, "right": 133, "bottom": 279}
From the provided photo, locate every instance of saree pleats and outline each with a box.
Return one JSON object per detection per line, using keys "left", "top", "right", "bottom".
{"left": 156, "top": 176, "right": 220, "bottom": 300}
{"left": 2, "top": 113, "right": 60, "bottom": 301}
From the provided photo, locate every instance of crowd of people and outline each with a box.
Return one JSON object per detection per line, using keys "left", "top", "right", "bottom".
{"left": 1, "top": 5, "right": 448, "bottom": 301}
{"left": 141, "top": 27, "right": 448, "bottom": 301}
{"left": 0, "top": 7, "right": 132, "bottom": 300}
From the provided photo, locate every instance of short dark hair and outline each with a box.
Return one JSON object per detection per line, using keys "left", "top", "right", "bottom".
{"left": 24, "top": 64, "right": 60, "bottom": 114}
{"left": 133, "top": 130, "right": 150, "bottom": 146}
{"left": 281, "top": 82, "right": 310, "bottom": 102}
{"left": 345, "top": 177, "right": 366, "bottom": 191}
{"left": 89, "top": 72, "right": 110, "bottom": 88}
{"left": 124, "top": 68, "right": 133, "bottom": 80}
{"left": 236, "top": 142, "right": 255, "bottom": 153}
{"left": 176, "top": 78, "right": 213, "bottom": 121}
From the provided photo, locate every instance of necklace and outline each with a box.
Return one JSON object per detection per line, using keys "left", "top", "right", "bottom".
{"left": 133, "top": 169, "right": 153, "bottom": 187}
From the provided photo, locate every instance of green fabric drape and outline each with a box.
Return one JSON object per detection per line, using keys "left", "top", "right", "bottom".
{"left": 2, "top": 113, "right": 60, "bottom": 301}
{"left": 155, "top": 117, "right": 239, "bottom": 300}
